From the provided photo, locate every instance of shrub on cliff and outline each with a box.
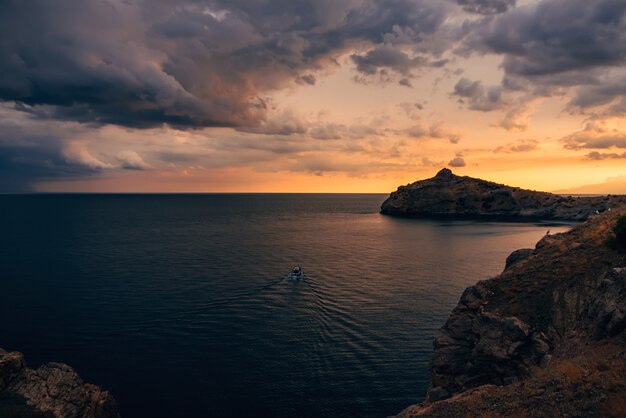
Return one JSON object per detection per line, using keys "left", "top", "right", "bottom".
{"left": 615, "top": 215, "right": 626, "bottom": 248}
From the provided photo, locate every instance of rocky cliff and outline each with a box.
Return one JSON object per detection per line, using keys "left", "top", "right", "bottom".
{"left": 0, "top": 348, "right": 120, "bottom": 418}
{"left": 381, "top": 169, "right": 626, "bottom": 221}
{"left": 395, "top": 208, "right": 626, "bottom": 417}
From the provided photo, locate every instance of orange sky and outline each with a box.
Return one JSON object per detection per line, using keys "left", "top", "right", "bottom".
{"left": 33, "top": 63, "right": 626, "bottom": 194}
{"left": 2, "top": 0, "right": 625, "bottom": 194}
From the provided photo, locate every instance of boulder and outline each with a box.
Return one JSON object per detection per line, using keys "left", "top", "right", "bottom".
{"left": 0, "top": 348, "right": 120, "bottom": 418}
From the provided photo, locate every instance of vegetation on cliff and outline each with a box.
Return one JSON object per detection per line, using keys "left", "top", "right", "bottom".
{"left": 614, "top": 215, "right": 626, "bottom": 249}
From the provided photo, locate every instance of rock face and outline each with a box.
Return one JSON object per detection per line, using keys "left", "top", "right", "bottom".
{"left": 381, "top": 168, "right": 626, "bottom": 221}
{"left": 0, "top": 348, "right": 120, "bottom": 418}
{"left": 394, "top": 208, "right": 626, "bottom": 417}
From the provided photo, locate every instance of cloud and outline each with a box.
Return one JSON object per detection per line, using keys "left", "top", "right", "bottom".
{"left": 299, "top": 74, "right": 317, "bottom": 85}
{"left": 398, "top": 102, "right": 426, "bottom": 120}
{"left": 0, "top": 138, "right": 78, "bottom": 192}
{"left": 586, "top": 151, "right": 626, "bottom": 160}
{"left": 564, "top": 134, "right": 626, "bottom": 150}
{"left": 116, "top": 150, "right": 150, "bottom": 170}
{"left": 237, "top": 110, "right": 308, "bottom": 136}
{"left": 273, "top": 153, "right": 412, "bottom": 177}
{"left": 308, "top": 122, "right": 382, "bottom": 140}
{"left": 63, "top": 141, "right": 112, "bottom": 170}
{"left": 448, "top": 153, "right": 466, "bottom": 167}
{"left": 0, "top": 1, "right": 251, "bottom": 129}
{"left": 405, "top": 121, "right": 461, "bottom": 143}
{"left": 406, "top": 124, "right": 428, "bottom": 138}
{"left": 420, "top": 156, "right": 444, "bottom": 167}
{"left": 493, "top": 139, "right": 539, "bottom": 153}
{"left": 453, "top": 78, "right": 503, "bottom": 111}
{"left": 498, "top": 98, "right": 539, "bottom": 131}
{"left": 351, "top": 42, "right": 452, "bottom": 85}
{"left": 448, "top": 136, "right": 461, "bottom": 145}
{"left": 568, "top": 75, "right": 626, "bottom": 116}
{"left": 0, "top": 0, "right": 452, "bottom": 130}
{"left": 562, "top": 121, "right": 626, "bottom": 150}
{"left": 454, "top": 0, "right": 626, "bottom": 127}
{"left": 0, "top": 101, "right": 412, "bottom": 192}
{"left": 466, "top": 0, "right": 626, "bottom": 78}
{"left": 310, "top": 123, "right": 345, "bottom": 140}
{"left": 347, "top": 124, "right": 382, "bottom": 139}
{"left": 456, "top": 0, "right": 517, "bottom": 15}
{"left": 5, "top": 0, "right": 626, "bottom": 192}
{"left": 351, "top": 45, "right": 429, "bottom": 78}
{"left": 0, "top": 109, "right": 111, "bottom": 191}
{"left": 429, "top": 122, "right": 462, "bottom": 144}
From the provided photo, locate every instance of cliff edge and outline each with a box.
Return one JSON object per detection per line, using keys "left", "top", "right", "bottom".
{"left": 394, "top": 208, "right": 626, "bottom": 417}
{"left": 381, "top": 169, "right": 626, "bottom": 221}
{"left": 0, "top": 348, "right": 120, "bottom": 418}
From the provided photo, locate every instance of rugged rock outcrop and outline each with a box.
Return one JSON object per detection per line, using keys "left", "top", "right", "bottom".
{"left": 397, "top": 341, "right": 626, "bottom": 418}
{"left": 394, "top": 208, "right": 626, "bottom": 417}
{"left": 0, "top": 348, "right": 120, "bottom": 418}
{"left": 381, "top": 168, "right": 626, "bottom": 221}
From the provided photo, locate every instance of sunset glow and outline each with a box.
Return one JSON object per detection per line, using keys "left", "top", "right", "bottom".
{"left": 1, "top": 0, "right": 625, "bottom": 193}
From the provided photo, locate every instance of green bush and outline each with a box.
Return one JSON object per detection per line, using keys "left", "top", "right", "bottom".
{"left": 615, "top": 215, "right": 626, "bottom": 248}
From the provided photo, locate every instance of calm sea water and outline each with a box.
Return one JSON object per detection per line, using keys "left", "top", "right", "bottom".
{"left": 0, "top": 194, "right": 570, "bottom": 417}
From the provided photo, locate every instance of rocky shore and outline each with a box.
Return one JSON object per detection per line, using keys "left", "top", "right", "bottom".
{"left": 394, "top": 205, "right": 626, "bottom": 417}
{"left": 0, "top": 348, "right": 120, "bottom": 418}
{"left": 381, "top": 169, "right": 626, "bottom": 221}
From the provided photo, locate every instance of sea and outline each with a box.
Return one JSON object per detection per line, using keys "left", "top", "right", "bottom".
{"left": 0, "top": 194, "right": 571, "bottom": 417}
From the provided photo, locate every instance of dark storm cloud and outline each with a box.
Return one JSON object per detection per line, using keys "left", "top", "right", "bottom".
{"left": 456, "top": 0, "right": 516, "bottom": 15}
{"left": 453, "top": 78, "right": 503, "bottom": 111}
{"left": 351, "top": 45, "right": 429, "bottom": 77}
{"left": 569, "top": 77, "right": 626, "bottom": 114}
{"left": 0, "top": 122, "right": 102, "bottom": 192}
{"left": 0, "top": 0, "right": 450, "bottom": 130}
{"left": 456, "top": 0, "right": 626, "bottom": 118}
{"left": 0, "top": 1, "right": 235, "bottom": 129}
{"left": 466, "top": 0, "right": 626, "bottom": 77}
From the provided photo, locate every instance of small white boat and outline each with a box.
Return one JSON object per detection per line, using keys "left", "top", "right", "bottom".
{"left": 289, "top": 265, "right": 303, "bottom": 280}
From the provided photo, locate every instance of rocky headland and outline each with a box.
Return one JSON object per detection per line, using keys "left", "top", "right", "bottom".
{"left": 381, "top": 168, "right": 626, "bottom": 221}
{"left": 0, "top": 348, "right": 120, "bottom": 418}
{"left": 392, "top": 194, "right": 626, "bottom": 416}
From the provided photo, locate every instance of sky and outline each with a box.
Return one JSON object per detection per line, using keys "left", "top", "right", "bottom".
{"left": 1, "top": 0, "right": 626, "bottom": 193}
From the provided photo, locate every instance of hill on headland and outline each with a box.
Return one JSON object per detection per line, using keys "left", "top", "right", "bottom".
{"left": 381, "top": 168, "right": 626, "bottom": 221}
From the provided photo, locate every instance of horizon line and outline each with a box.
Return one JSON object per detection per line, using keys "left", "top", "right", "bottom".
{"left": 0, "top": 191, "right": 392, "bottom": 195}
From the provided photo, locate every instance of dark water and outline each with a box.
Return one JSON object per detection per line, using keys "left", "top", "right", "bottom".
{"left": 0, "top": 194, "right": 570, "bottom": 417}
